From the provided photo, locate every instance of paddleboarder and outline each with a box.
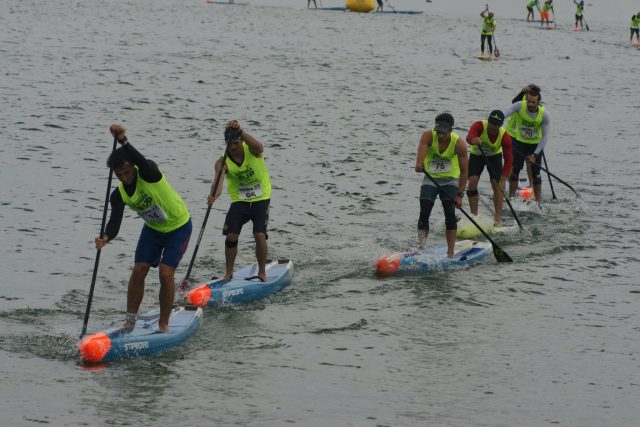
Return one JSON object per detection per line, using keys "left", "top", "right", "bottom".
{"left": 480, "top": 6, "right": 497, "bottom": 58}
{"left": 465, "top": 110, "right": 513, "bottom": 226}
{"left": 376, "top": 0, "right": 383, "bottom": 12}
{"left": 540, "top": 0, "right": 553, "bottom": 28}
{"left": 94, "top": 125, "right": 192, "bottom": 333}
{"left": 574, "top": 0, "right": 585, "bottom": 31}
{"left": 526, "top": 0, "right": 539, "bottom": 21}
{"left": 501, "top": 85, "right": 550, "bottom": 205}
{"left": 415, "top": 113, "right": 468, "bottom": 258}
{"left": 207, "top": 120, "right": 272, "bottom": 282}
{"left": 631, "top": 13, "right": 640, "bottom": 44}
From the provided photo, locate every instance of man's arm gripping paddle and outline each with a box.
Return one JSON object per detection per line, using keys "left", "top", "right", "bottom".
{"left": 512, "top": 146, "right": 580, "bottom": 198}
{"left": 421, "top": 169, "right": 513, "bottom": 263}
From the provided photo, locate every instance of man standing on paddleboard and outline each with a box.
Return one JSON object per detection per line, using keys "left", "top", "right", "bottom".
{"left": 502, "top": 84, "right": 550, "bottom": 205}
{"left": 465, "top": 110, "right": 513, "bottom": 226}
{"left": 630, "top": 13, "right": 640, "bottom": 45}
{"left": 480, "top": 6, "right": 497, "bottom": 58}
{"left": 95, "top": 125, "right": 192, "bottom": 332}
{"left": 526, "top": 0, "right": 539, "bottom": 21}
{"left": 208, "top": 120, "right": 271, "bottom": 282}
{"left": 415, "top": 113, "right": 468, "bottom": 258}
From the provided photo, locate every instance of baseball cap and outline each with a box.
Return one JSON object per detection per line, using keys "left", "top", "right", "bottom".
{"left": 488, "top": 110, "right": 505, "bottom": 126}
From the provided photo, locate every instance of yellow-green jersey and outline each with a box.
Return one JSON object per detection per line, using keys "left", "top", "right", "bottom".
{"left": 482, "top": 17, "right": 496, "bottom": 35}
{"left": 225, "top": 142, "right": 272, "bottom": 203}
{"left": 118, "top": 167, "right": 190, "bottom": 233}
{"left": 470, "top": 120, "right": 505, "bottom": 156}
{"left": 423, "top": 131, "right": 461, "bottom": 179}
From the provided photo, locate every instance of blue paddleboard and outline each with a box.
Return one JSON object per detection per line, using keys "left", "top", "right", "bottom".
{"left": 185, "top": 259, "right": 293, "bottom": 307}
{"left": 376, "top": 240, "right": 492, "bottom": 275}
{"left": 79, "top": 306, "right": 203, "bottom": 363}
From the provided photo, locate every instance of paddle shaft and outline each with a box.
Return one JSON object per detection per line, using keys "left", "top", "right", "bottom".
{"left": 541, "top": 151, "right": 557, "bottom": 199}
{"left": 511, "top": 146, "right": 580, "bottom": 198}
{"left": 80, "top": 136, "right": 118, "bottom": 338}
{"left": 180, "top": 146, "right": 230, "bottom": 288}
{"left": 476, "top": 145, "right": 524, "bottom": 229}
{"left": 421, "top": 170, "right": 513, "bottom": 262}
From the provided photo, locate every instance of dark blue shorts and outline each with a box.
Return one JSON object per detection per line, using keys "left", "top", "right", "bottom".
{"left": 223, "top": 199, "right": 270, "bottom": 237}
{"left": 135, "top": 219, "right": 192, "bottom": 268}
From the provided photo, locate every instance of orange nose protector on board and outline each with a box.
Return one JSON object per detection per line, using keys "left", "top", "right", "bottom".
{"left": 376, "top": 256, "right": 400, "bottom": 276}
{"left": 519, "top": 187, "right": 533, "bottom": 200}
{"left": 186, "top": 285, "right": 212, "bottom": 307}
{"left": 79, "top": 333, "right": 111, "bottom": 363}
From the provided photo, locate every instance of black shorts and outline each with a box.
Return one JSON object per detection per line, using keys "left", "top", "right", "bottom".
{"left": 527, "top": 6, "right": 534, "bottom": 12}
{"left": 223, "top": 199, "right": 270, "bottom": 236}
{"left": 468, "top": 153, "right": 503, "bottom": 181}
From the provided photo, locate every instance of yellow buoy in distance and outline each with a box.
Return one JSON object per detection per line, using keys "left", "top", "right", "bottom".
{"left": 345, "top": 0, "right": 375, "bottom": 13}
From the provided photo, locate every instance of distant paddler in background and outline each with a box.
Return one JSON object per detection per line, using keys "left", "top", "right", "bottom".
{"left": 479, "top": 5, "right": 497, "bottom": 58}
{"left": 502, "top": 85, "right": 550, "bottom": 205}
{"left": 376, "top": 0, "right": 383, "bottom": 12}
{"left": 208, "top": 120, "right": 272, "bottom": 282}
{"left": 631, "top": 13, "right": 640, "bottom": 46}
{"left": 527, "top": 0, "right": 540, "bottom": 21}
{"left": 465, "top": 110, "right": 513, "bottom": 226}
{"left": 415, "top": 113, "right": 468, "bottom": 258}
{"left": 95, "top": 125, "right": 192, "bottom": 332}
{"left": 573, "top": 0, "right": 585, "bottom": 31}
{"left": 540, "top": 0, "right": 554, "bottom": 28}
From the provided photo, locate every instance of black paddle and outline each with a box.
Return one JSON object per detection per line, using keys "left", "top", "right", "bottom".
{"left": 541, "top": 151, "right": 557, "bottom": 199}
{"left": 512, "top": 147, "right": 580, "bottom": 198}
{"left": 476, "top": 145, "right": 524, "bottom": 230}
{"left": 80, "top": 136, "right": 118, "bottom": 338}
{"left": 178, "top": 144, "right": 230, "bottom": 291}
{"left": 421, "top": 169, "right": 513, "bottom": 263}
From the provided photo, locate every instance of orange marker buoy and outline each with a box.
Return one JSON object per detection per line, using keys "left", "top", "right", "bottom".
{"left": 376, "top": 256, "right": 400, "bottom": 276}
{"left": 79, "top": 333, "right": 111, "bottom": 363}
{"left": 186, "top": 285, "right": 212, "bottom": 307}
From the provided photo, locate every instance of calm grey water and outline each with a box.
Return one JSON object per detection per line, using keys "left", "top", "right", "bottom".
{"left": 1, "top": 0, "right": 639, "bottom": 425}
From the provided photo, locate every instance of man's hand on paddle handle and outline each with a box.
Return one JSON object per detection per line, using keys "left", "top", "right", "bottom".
{"left": 109, "top": 124, "right": 128, "bottom": 144}
{"left": 415, "top": 163, "right": 424, "bottom": 173}
{"left": 527, "top": 154, "right": 538, "bottom": 165}
{"left": 227, "top": 120, "right": 241, "bottom": 131}
{"left": 95, "top": 235, "right": 108, "bottom": 250}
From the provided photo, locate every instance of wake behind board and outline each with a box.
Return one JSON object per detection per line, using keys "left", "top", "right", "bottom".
{"left": 376, "top": 240, "right": 492, "bottom": 276}
{"left": 78, "top": 306, "right": 202, "bottom": 364}
{"left": 185, "top": 259, "right": 293, "bottom": 307}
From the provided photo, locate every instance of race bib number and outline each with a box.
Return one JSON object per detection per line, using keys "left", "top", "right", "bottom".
{"left": 520, "top": 125, "right": 537, "bottom": 139}
{"left": 429, "top": 159, "right": 452, "bottom": 174}
{"left": 238, "top": 182, "right": 263, "bottom": 200}
{"left": 138, "top": 205, "right": 168, "bottom": 223}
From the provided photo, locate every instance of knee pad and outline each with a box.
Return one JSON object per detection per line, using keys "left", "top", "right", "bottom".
{"left": 225, "top": 239, "right": 238, "bottom": 248}
{"left": 466, "top": 189, "right": 479, "bottom": 197}
{"left": 442, "top": 201, "right": 457, "bottom": 230}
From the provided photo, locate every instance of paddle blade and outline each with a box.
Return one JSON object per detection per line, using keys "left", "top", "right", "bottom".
{"left": 492, "top": 244, "right": 513, "bottom": 263}
{"left": 494, "top": 48, "right": 500, "bottom": 58}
